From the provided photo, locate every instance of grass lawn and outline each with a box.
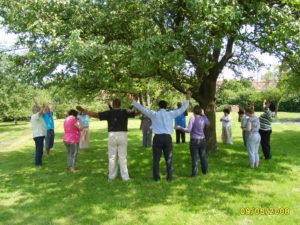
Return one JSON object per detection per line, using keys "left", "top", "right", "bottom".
{"left": 0, "top": 112, "right": 299, "bottom": 225}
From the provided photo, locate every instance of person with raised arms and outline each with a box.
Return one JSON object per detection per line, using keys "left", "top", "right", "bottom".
{"left": 176, "top": 105, "right": 210, "bottom": 177}
{"left": 30, "top": 104, "right": 46, "bottom": 166}
{"left": 128, "top": 90, "right": 192, "bottom": 181}
{"left": 33, "top": 98, "right": 57, "bottom": 157}
{"left": 76, "top": 99, "right": 136, "bottom": 181}
{"left": 42, "top": 103, "right": 57, "bottom": 156}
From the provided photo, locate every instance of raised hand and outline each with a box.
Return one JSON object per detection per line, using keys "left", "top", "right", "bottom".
{"left": 127, "top": 93, "right": 134, "bottom": 102}
{"left": 175, "top": 125, "right": 182, "bottom": 130}
{"left": 186, "top": 90, "right": 192, "bottom": 99}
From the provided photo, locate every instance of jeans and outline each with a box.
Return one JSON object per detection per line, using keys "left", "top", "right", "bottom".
{"left": 190, "top": 138, "right": 208, "bottom": 176}
{"left": 152, "top": 134, "right": 173, "bottom": 181}
{"left": 33, "top": 136, "right": 45, "bottom": 166}
{"left": 45, "top": 129, "right": 54, "bottom": 150}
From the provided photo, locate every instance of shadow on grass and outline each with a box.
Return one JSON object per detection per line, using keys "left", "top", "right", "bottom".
{"left": 0, "top": 128, "right": 299, "bottom": 224}
{"left": 0, "top": 124, "right": 30, "bottom": 134}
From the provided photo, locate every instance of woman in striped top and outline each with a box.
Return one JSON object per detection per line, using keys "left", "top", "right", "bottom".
{"left": 259, "top": 101, "right": 275, "bottom": 160}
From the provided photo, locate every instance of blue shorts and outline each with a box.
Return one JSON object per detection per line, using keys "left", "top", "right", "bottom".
{"left": 45, "top": 129, "right": 54, "bottom": 150}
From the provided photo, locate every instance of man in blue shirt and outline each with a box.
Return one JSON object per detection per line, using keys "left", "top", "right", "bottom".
{"left": 175, "top": 102, "right": 188, "bottom": 144}
{"left": 128, "top": 91, "right": 192, "bottom": 181}
{"left": 42, "top": 103, "right": 57, "bottom": 156}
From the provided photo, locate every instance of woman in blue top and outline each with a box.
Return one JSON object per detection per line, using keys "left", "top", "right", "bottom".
{"left": 77, "top": 112, "right": 90, "bottom": 149}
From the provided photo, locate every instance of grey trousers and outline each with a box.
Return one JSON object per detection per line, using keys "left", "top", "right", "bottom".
{"left": 64, "top": 142, "right": 79, "bottom": 168}
{"left": 143, "top": 131, "right": 152, "bottom": 147}
{"left": 246, "top": 133, "right": 261, "bottom": 164}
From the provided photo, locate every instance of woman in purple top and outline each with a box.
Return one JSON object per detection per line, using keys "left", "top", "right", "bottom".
{"left": 176, "top": 105, "right": 210, "bottom": 177}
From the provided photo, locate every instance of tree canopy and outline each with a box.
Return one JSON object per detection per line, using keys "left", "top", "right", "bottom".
{"left": 1, "top": 0, "right": 299, "bottom": 151}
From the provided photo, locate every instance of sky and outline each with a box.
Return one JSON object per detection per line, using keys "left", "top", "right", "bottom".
{"left": 0, "top": 27, "right": 280, "bottom": 81}
{"left": 0, "top": 28, "right": 17, "bottom": 48}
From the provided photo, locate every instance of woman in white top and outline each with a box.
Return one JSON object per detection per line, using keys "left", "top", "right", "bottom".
{"left": 220, "top": 108, "right": 233, "bottom": 144}
{"left": 30, "top": 104, "right": 46, "bottom": 166}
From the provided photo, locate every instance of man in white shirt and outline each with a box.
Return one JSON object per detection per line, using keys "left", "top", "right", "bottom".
{"left": 31, "top": 104, "right": 46, "bottom": 166}
{"left": 128, "top": 91, "right": 192, "bottom": 181}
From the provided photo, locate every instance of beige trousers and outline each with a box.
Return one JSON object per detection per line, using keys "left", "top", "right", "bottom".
{"left": 222, "top": 126, "right": 233, "bottom": 144}
{"left": 79, "top": 127, "right": 90, "bottom": 149}
{"left": 108, "top": 132, "right": 130, "bottom": 181}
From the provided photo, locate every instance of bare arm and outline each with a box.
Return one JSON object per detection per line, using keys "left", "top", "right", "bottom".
{"left": 244, "top": 121, "right": 252, "bottom": 132}
{"left": 51, "top": 103, "right": 57, "bottom": 112}
{"left": 74, "top": 120, "right": 83, "bottom": 131}
{"left": 38, "top": 105, "right": 45, "bottom": 117}
{"left": 76, "top": 106, "right": 100, "bottom": 118}
{"left": 33, "top": 98, "right": 39, "bottom": 106}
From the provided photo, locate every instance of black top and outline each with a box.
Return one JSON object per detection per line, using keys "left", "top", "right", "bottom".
{"left": 98, "top": 109, "right": 135, "bottom": 132}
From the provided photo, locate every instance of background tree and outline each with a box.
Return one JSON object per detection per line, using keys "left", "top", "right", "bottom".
{"left": 216, "top": 78, "right": 256, "bottom": 108}
{"left": 0, "top": 55, "right": 36, "bottom": 123}
{"left": 0, "top": 0, "right": 299, "bottom": 151}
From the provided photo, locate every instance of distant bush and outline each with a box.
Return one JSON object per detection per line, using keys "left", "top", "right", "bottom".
{"left": 279, "top": 97, "right": 300, "bottom": 112}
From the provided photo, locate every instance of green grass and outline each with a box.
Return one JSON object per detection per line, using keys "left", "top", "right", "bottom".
{"left": 0, "top": 112, "right": 299, "bottom": 225}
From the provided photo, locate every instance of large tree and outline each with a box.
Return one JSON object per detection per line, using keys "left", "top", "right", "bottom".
{"left": 0, "top": 0, "right": 299, "bottom": 151}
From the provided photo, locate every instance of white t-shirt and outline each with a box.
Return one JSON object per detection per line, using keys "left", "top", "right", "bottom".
{"left": 221, "top": 115, "right": 232, "bottom": 127}
{"left": 31, "top": 113, "right": 47, "bottom": 138}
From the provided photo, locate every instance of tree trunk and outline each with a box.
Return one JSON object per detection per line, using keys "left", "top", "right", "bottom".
{"left": 146, "top": 82, "right": 151, "bottom": 107}
{"left": 137, "top": 92, "right": 143, "bottom": 106}
{"left": 14, "top": 118, "right": 18, "bottom": 125}
{"left": 197, "top": 75, "right": 218, "bottom": 152}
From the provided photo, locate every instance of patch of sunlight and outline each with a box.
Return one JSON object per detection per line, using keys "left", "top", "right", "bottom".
{"left": 52, "top": 218, "right": 72, "bottom": 225}
{"left": 104, "top": 209, "right": 138, "bottom": 225}
{"left": 0, "top": 191, "right": 26, "bottom": 206}
{"left": 239, "top": 218, "right": 253, "bottom": 225}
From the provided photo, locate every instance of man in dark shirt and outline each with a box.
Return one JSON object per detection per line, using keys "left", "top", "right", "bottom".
{"left": 76, "top": 99, "right": 135, "bottom": 181}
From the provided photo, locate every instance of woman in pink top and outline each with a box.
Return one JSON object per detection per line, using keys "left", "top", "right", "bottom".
{"left": 64, "top": 109, "right": 82, "bottom": 172}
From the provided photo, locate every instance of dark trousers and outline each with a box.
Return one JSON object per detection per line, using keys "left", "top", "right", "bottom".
{"left": 152, "top": 134, "right": 173, "bottom": 181}
{"left": 259, "top": 129, "right": 272, "bottom": 159}
{"left": 190, "top": 138, "right": 208, "bottom": 176}
{"left": 176, "top": 130, "right": 186, "bottom": 143}
{"left": 33, "top": 136, "right": 45, "bottom": 166}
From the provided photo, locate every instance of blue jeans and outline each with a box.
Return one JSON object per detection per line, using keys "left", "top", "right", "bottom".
{"left": 190, "top": 138, "right": 208, "bottom": 176}
{"left": 45, "top": 129, "right": 54, "bottom": 150}
{"left": 33, "top": 136, "right": 45, "bottom": 166}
